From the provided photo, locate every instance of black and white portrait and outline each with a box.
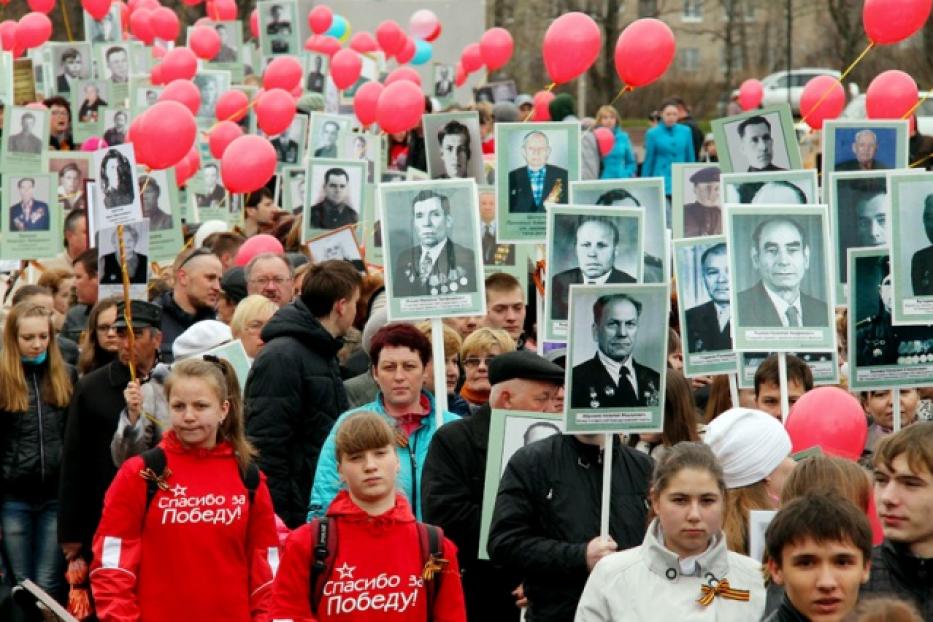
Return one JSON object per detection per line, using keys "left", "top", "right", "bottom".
{"left": 306, "top": 160, "right": 365, "bottom": 231}
{"left": 310, "top": 114, "right": 348, "bottom": 158}
{"left": 102, "top": 109, "right": 128, "bottom": 146}
{"left": 888, "top": 174, "right": 933, "bottom": 323}
{"left": 832, "top": 173, "right": 887, "bottom": 289}
{"left": 195, "top": 162, "right": 226, "bottom": 210}
{"left": 91, "top": 144, "right": 142, "bottom": 227}
{"left": 138, "top": 173, "right": 173, "bottom": 232}
{"left": 722, "top": 170, "right": 818, "bottom": 205}
{"left": 52, "top": 44, "right": 90, "bottom": 94}
{"left": 260, "top": 1, "right": 296, "bottom": 55}
{"left": 213, "top": 23, "right": 239, "bottom": 63}
{"left": 194, "top": 71, "right": 229, "bottom": 122}
{"left": 98, "top": 147, "right": 136, "bottom": 210}
{"left": 713, "top": 105, "right": 801, "bottom": 174}
{"left": 307, "top": 225, "right": 364, "bottom": 266}
{"left": 76, "top": 81, "right": 108, "bottom": 123}
{"left": 7, "top": 109, "right": 46, "bottom": 155}
{"left": 681, "top": 165, "right": 722, "bottom": 237}
{"left": 284, "top": 168, "right": 305, "bottom": 214}
{"left": 8, "top": 176, "right": 51, "bottom": 232}
{"left": 503, "top": 127, "right": 571, "bottom": 213}
{"left": 433, "top": 64, "right": 455, "bottom": 99}
{"left": 345, "top": 132, "right": 377, "bottom": 183}
{"left": 97, "top": 221, "right": 149, "bottom": 301}
{"left": 84, "top": 4, "right": 122, "bottom": 44}
{"left": 101, "top": 45, "right": 130, "bottom": 84}
{"left": 265, "top": 114, "right": 306, "bottom": 165}
{"left": 423, "top": 112, "right": 485, "bottom": 183}
{"left": 305, "top": 53, "right": 329, "bottom": 94}
{"left": 678, "top": 239, "right": 733, "bottom": 354}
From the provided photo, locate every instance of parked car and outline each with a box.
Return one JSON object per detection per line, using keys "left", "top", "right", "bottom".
{"left": 843, "top": 92, "right": 933, "bottom": 135}
{"left": 731, "top": 68, "right": 844, "bottom": 114}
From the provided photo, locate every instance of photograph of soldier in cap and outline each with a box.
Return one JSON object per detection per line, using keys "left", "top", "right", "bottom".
{"left": 681, "top": 165, "right": 722, "bottom": 237}
{"left": 712, "top": 104, "right": 801, "bottom": 174}
{"left": 721, "top": 170, "right": 818, "bottom": 205}
{"left": 423, "top": 112, "right": 485, "bottom": 183}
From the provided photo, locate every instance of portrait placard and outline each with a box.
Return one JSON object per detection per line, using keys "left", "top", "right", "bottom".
{"left": 281, "top": 165, "right": 306, "bottom": 214}
{"left": 478, "top": 185, "right": 527, "bottom": 291}
{"left": 97, "top": 219, "right": 149, "bottom": 301}
{"left": 260, "top": 112, "right": 307, "bottom": 168}
{"left": 306, "top": 225, "right": 365, "bottom": 272}
{"left": 46, "top": 43, "right": 92, "bottom": 97}
{"left": 190, "top": 159, "right": 231, "bottom": 224}
{"left": 92, "top": 144, "right": 143, "bottom": 227}
{"left": 474, "top": 80, "right": 518, "bottom": 105}
{"left": 673, "top": 236, "right": 738, "bottom": 377}
{"left": 671, "top": 162, "right": 722, "bottom": 238}
{"left": 748, "top": 511, "right": 778, "bottom": 565}
{"left": 138, "top": 167, "right": 183, "bottom": 263}
{"left": 344, "top": 131, "right": 379, "bottom": 184}
{"left": 101, "top": 107, "right": 129, "bottom": 146}
{"left": 303, "top": 51, "right": 329, "bottom": 95}
{"left": 2, "top": 105, "right": 49, "bottom": 174}
{"left": 202, "top": 340, "right": 252, "bottom": 395}
{"left": 570, "top": 178, "right": 667, "bottom": 283}
{"left": 193, "top": 70, "right": 231, "bottom": 128}
{"left": 309, "top": 113, "right": 351, "bottom": 159}
{"left": 725, "top": 204, "right": 835, "bottom": 352}
{"left": 711, "top": 103, "right": 802, "bottom": 174}
{"left": 822, "top": 119, "right": 909, "bottom": 184}
{"left": 735, "top": 351, "right": 839, "bottom": 389}
{"left": 1, "top": 174, "right": 61, "bottom": 261}
{"left": 433, "top": 63, "right": 455, "bottom": 103}
{"left": 888, "top": 172, "right": 933, "bottom": 325}
{"left": 303, "top": 158, "right": 366, "bottom": 240}
{"left": 495, "top": 122, "right": 580, "bottom": 243}
{"left": 339, "top": 52, "right": 382, "bottom": 104}
{"left": 128, "top": 79, "right": 161, "bottom": 121}
{"left": 84, "top": 4, "right": 123, "bottom": 45}
{"left": 829, "top": 171, "right": 888, "bottom": 303}
{"left": 544, "top": 205, "right": 644, "bottom": 341}
{"left": 478, "top": 409, "right": 563, "bottom": 560}
{"left": 71, "top": 79, "right": 111, "bottom": 143}
{"left": 49, "top": 152, "right": 91, "bottom": 212}
{"left": 720, "top": 169, "right": 818, "bottom": 205}
{"left": 194, "top": 21, "right": 244, "bottom": 83}
{"left": 258, "top": 0, "right": 300, "bottom": 57}
{"left": 564, "top": 283, "right": 668, "bottom": 433}
{"left": 423, "top": 111, "right": 485, "bottom": 184}
{"left": 380, "top": 179, "right": 486, "bottom": 320}
{"left": 95, "top": 43, "right": 132, "bottom": 103}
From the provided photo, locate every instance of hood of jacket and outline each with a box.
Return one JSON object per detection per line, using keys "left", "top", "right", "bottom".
{"left": 161, "top": 429, "right": 235, "bottom": 460}
{"left": 640, "top": 518, "right": 731, "bottom": 582}
{"left": 260, "top": 298, "right": 343, "bottom": 355}
{"left": 157, "top": 290, "right": 215, "bottom": 328}
{"left": 326, "top": 489, "right": 416, "bottom": 526}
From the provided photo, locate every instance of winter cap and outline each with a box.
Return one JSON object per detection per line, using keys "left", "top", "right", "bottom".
{"left": 514, "top": 93, "right": 534, "bottom": 108}
{"left": 489, "top": 350, "right": 565, "bottom": 386}
{"left": 689, "top": 166, "right": 720, "bottom": 184}
{"left": 704, "top": 407, "right": 792, "bottom": 489}
{"left": 113, "top": 300, "right": 161, "bottom": 329}
{"left": 172, "top": 320, "right": 233, "bottom": 361}
{"left": 548, "top": 93, "right": 576, "bottom": 122}
{"left": 193, "top": 219, "right": 228, "bottom": 248}
{"left": 220, "top": 267, "right": 248, "bottom": 304}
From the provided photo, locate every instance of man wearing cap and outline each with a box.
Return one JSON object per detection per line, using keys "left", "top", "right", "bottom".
{"left": 154, "top": 247, "right": 222, "bottom": 363}
{"left": 515, "top": 94, "right": 534, "bottom": 117}
{"left": 217, "top": 266, "right": 247, "bottom": 324}
{"left": 682, "top": 166, "right": 722, "bottom": 237}
{"left": 59, "top": 300, "right": 163, "bottom": 566}
{"left": 422, "top": 351, "right": 565, "bottom": 621}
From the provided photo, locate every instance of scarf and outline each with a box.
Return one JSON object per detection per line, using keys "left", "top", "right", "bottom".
{"left": 460, "top": 384, "right": 489, "bottom": 406}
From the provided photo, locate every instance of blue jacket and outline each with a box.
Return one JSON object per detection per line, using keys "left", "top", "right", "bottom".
{"left": 307, "top": 391, "right": 459, "bottom": 521}
{"left": 641, "top": 123, "right": 695, "bottom": 193}
{"left": 600, "top": 127, "right": 637, "bottom": 179}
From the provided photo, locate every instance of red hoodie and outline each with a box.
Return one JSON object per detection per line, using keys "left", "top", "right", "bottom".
{"left": 90, "top": 431, "right": 280, "bottom": 622}
{"left": 269, "top": 490, "right": 466, "bottom": 622}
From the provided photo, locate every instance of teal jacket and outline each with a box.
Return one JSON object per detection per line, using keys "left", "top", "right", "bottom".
{"left": 306, "top": 391, "right": 459, "bottom": 521}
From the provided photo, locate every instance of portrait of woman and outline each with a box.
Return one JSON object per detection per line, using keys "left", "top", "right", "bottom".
{"left": 99, "top": 148, "right": 134, "bottom": 209}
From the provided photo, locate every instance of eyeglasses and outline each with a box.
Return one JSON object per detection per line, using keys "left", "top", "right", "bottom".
{"left": 249, "top": 276, "right": 292, "bottom": 287}
{"left": 462, "top": 356, "right": 496, "bottom": 369}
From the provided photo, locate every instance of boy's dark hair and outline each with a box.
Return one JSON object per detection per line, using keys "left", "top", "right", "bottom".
{"left": 73, "top": 247, "right": 99, "bottom": 276}
{"left": 754, "top": 354, "right": 814, "bottom": 397}
{"left": 369, "top": 323, "right": 432, "bottom": 368}
{"left": 765, "top": 494, "right": 872, "bottom": 568}
{"left": 300, "top": 259, "right": 361, "bottom": 318}
{"left": 204, "top": 231, "right": 246, "bottom": 258}
{"left": 245, "top": 187, "right": 274, "bottom": 209}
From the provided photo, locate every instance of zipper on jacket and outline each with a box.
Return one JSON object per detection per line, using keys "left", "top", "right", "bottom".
{"left": 32, "top": 371, "right": 46, "bottom": 483}
{"left": 407, "top": 434, "right": 418, "bottom": 517}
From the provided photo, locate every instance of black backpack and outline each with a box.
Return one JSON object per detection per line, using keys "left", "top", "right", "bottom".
{"left": 139, "top": 446, "right": 260, "bottom": 512}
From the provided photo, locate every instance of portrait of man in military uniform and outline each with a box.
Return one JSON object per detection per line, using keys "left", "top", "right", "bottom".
{"left": 308, "top": 167, "right": 358, "bottom": 229}
{"left": 685, "top": 242, "right": 732, "bottom": 353}
{"left": 682, "top": 166, "right": 721, "bottom": 237}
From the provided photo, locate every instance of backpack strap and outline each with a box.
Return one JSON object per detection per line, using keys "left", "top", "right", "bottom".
{"left": 308, "top": 517, "right": 338, "bottom": 615}
{"left": 240, "top": 460, "right": 260, "bottom": 504}
{"left": 139, "top": 447, "right": 169, "bottom": 513}
{"left": 417, "top": 522, "right": 446, "bottom": 622}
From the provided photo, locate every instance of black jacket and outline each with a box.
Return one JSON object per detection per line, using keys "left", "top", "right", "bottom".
{"left": 488, "top": 435, "right": 653, "bottom": 622}
{"left": 0, "top": 361, "right": 76, "bottom": 501}
{"left": 244, "top": 299, "right": 349, "bottom": 528}
{"left": 422, "top": 404, "right": 521, "bottom": 621}
{"left": 154, "top": 290, "right": 216, "bottom": 363}
{"left": 860, "top": 540, "right": 932, "bottom": 618}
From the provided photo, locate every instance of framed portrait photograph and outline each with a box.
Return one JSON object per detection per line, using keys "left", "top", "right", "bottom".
{"left": 564, "top": 283, "right": 668, "bottom": 433}
{"left": 92, "top": 144, "right": 143, "bottom": 227}
{"left": 2, "top": 105, "right": 49, "bottom": 174}
{"left": 570, "top": 178, "right": 667, "bottom": 283}
{"left": 888, "top": 171, "right": 933, "bottom": 325}
{"left": 822, "top": 119, "right": 909, "bottom": 183}
{"left": 1, "top": 173, "right": 61, "bottom": 261}
{"left": 673, "top": 235, "right": 738, "bottom": 377}
{"left": 47, "top": 43, "right": 91, "bottom": 97}
{"left": 83, "top": 4, "right": 123, "bottom": 44}
{"left": 258, "top": 0, "right": 300, "bottom": 57}
{"left": 724, "top": 204, "right": 835, "bottom": 352}
{"left": 433, "top": 63, "right": 455, "bottom": 101}
{"left": 95, "top": 43, "right": 131, "bottom": 85}
{"left": 101, "top": 108, "right": 129, "bottom": 146}
{"left": 197, "top": 21, "right": 244, "bottom": 82}
{"left": 48, "top": 153, "right": 90, "bottom": 212}
{"left": 193, "top": 70, "right": 231, "bottom": 126}
{"left": 478, "top": 409, "right": 563, "bottom": 560}
{"left": 711, "top": 103, "right": 802, "bottom": 174}
{"left": 720, "top": 169, "right": 818, "bottom": 205}
{"left": 138, "top": 167, "right": 183, "bottom": 263}
{"left": 544, "top": 204, "right": 644, "bottom": 341}
{"left": 495, "top": 121, "right": 580, "bottom": 243}
{"left": 304, "top": 52, "right": 329, "bottom": 95}
{"left": 304, "top": 159, "right": 366, "bottom": 240}
{"left": 671, "top": 162, "right": 721, "bottom": 238}
{"left": 306, "top": 224, "right": 365, "bottom": 272}
{"left": 344, "top": 131, "right": 379, "bottom": 184}
{"left": 281, "top": 165, "right": 305, "bottom": 214}
{"left": 423, "top": 111, "right": 485, "bottom": 183}
{"left": 477, "top": 185, "right": 526, "bottom": 290}
{"left": 71, "top": 79, "right": 110, "bottom": 144}
{"left": 474, "top": 80, "right": 518, "bottom": 105}
{"left": 380, "top": 179, "right": 486, "bottom": 320}
{"left": 340, "top": 51, "right": 383, "bottom": 103}
{"left": 97, "top": 219, "right": 149, "bottom": 301}
{"left": 128, "top": 79, "right": 161, "bottom": 121}
{"left": 260, "top": 112, "right": 308, "bottom": 167}
{"left": 829, "top": 171, "right": 888, "bottom": 303}
{"left": 309, "top": 112, "right": 351, "bottom": 159}
{"left": 736, "top": 350, "right": 838, "bottom": 389}
{"left": 848, "top": 247, "right": 933, "bottom": 390}
{"left": 191, "top": 159, "right": 231, "bottom": 224}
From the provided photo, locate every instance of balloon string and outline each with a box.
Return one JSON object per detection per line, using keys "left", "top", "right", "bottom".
{"left": 116, "top": 225, "right": 137, "bottom": 382}
{"left": 60, "top": 0, "right": 75, "bottom": 42}
{"left": 609, "top": 85, "right": 634, "bottom": 106}
{"left": 522, "top": 82, "right": 557, "bottom": 122}
{"left": 801, "top": 40, "right": 874, "bottom": 124}
{"left": 910, "top": 153, "right": 931, "bottom": 168}
{"left": 203, "top": 99, "right": 258, "bottom": 137}
{"left": 902, "top": 88, "right": 931, "bottom": 121}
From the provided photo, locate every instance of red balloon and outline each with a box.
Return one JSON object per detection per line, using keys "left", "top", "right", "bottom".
{"left": 454, "top": 62, "right": 466, "bottom": 87}
{"left": 180, "top": 0, "right": 202, "bottom": 6}
{"left": 150, "top": 63, "right": 164, "bottom": 85}
{"left": 305, "top": 34, "right": 341, "bottom": 56}
{"left": 461, "top": 43, "right": 483, "bottom": 74}
{"left": 150, "top": 6, "right": 180, "bottom": 42}
{"left": 799, "top": 75, "right": 845, "bottom": 129}
{"left": 249, "top": 8, "right": 258, "bottom": 39}
{"left": 0, "top": 20, "right": 17, "bottom": 51}
{"left": 158, "top": 79, "right": 201, "bottom": 116}
{"left": 263, "top": 56, "right": 303, "bottom": 91}
{"left": 533, "top": 90, "right": 555, "bottom": 121}
{"left": 863, "top": 0, "right": 932, "bottom": 44}
{"left": 118, "top": 1, "right": 129, "bottom": 30}
{"left": 189, "top": 25, "right": 220, "bottom": 60}
{"left": 221, "top": 135, "right": 277, "bottom": 193}
{"left": 866, "top": 70, "right": 918, "bottom": 119}
{"left": 255, "top": 88, "right": 296, "bottom": 136}
{"left": 26, "top": 0, "right": 55, "bottom": 14}
{"left": 135, "top": 101, "right": 197, "bottom": 170}
{"left": 349, "top": 32, "right": 378, "bottom": 53}
{"left": 82, "top": 0, "right": 111, "bottom": 21}
{"left": 737, "top": 79, "right": 764, "bottom": 111}
{"left": 594, "top": 127, "right": 616, "bottom": 156}
{"left": 173, "top": 145, "right": 200, "bottom": 186}
{"left": 425, "top": 22, "right": 441, "bottom": 43}
{"left": 308, "top": 4, "right": 333, "bottom": 35}
{"left": 480, "top": 28, "right": 513, "bottom": 73}
{"left": 786, "top": 387, "right": 867, "bottom": 461}
{"left": 208, "top": 120, "right": 243, "bottom": 160}
{"left": 376, "top": 80, "right": 424, "bottom": 134}
{"left": 375, "top": 20, "right": 404, "bottom": 56}
{"left": 352, "top": 81, "right": 383, "bottom": 127}
{"left": 129, "top": 8, "right": 155, "bottom": 45}
{"left": 136, "top": 0, "right": 158, "bottom": 11}
{"left": 152, "top": 44, "right": 167, "bottom": 59}
{"left": 15, "top": 12, "right": 52, "bottom": 49}
{"left": 330, "top": 49, "right": 362, "bottom": 90}
{"left": 207, "top": 0, "right": 236, "bottom": 21}
{"left": 396, "top": 36, "right": 416, "bottom": 64}
{"left": 161, "top": 47, "right": 198, "bottom": 82}
{"left": 614, "top": 18, "right": 675, "bottom": 88}
{"left": 384, "top": 66, "right": 421, "bottom": 87}
{"left": 542, "top": 12, "right": 601, "bottom": 84}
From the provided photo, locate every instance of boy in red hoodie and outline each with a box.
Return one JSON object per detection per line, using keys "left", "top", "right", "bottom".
{"left": 269, "top": 411, "right": 466, "bottom": 621}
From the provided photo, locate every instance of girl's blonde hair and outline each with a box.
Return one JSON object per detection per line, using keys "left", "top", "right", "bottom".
{"left": 0, "top": 302, "right": 72, "bottom": 412}
{"left": 230, "top": 294, "right": 277, "bottom": 339}
{"left": 460, "top": 327, "right": 515, "bottom": 360}
{"left": 723, "top": 481, "right": 773, "bottom": 555}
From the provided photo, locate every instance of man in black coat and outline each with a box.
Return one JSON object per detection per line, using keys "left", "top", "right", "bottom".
{"left": 685, "top": 242, "right": 733, "bottom": 353}
{"left": 835, "top": 128, "right": 891, "bottom": 171}
{"left": 153, "top": 247, "right": 222, "bottom": 363}
{"left": 244, "top": 260, "right": 361, "bottom": 528}
{"left": 507, "top": 130, "right": 568, "bottom": 213}
{"left": 910, "top": 194, "right": 933, "bottom": 296}
{"left": 738, "top": 115, "right": 786, "bottom": 172}
{"left": 422, "top": 351, "right": 565, "bottom": 622}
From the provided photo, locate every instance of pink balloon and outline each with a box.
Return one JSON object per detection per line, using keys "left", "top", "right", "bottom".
{"left": 799, "top": 75, "right": 845, "bottom": 129}
{"left": 207, "top": 0, "right": 236, "bottom": 21}
{"left": 375, "top": 20, "right": 404, "bottom": 56}
{"left": 152, "top": 44, "right": 167, "bottom": 59}
{"left": 614, "top": 18, "right": 675, "bottom": 88}
{"left": 134, "top": 101, "right": 197, "bottom": 170}
{"left": 216, "top": 89, "right": 249, "bottom": 123}
{"left": 189, "top": 25, "right": 220, "bottom": 60}
{"left": 158, "top": 79, "right": 202, "bottom": 116}
{"left": 542, "top": 12, "right": 601, "bottom": 84}
{"left": 454, "top": 62, "right": 466, "bottom": 87}
{"left": 129, "top": 8, "right": 155, "bottom": 45}
{"left": 305, "top": 34, "right": 341, "bottom": 56}
{"left": 0, "top": 20, "right": 17, "bottom": 51}
{"left": 409, "top": 9, "right": 439, "bottom": 40}
{"left": 866, "top": 70, "right": 918, "bottom": 119}
{"left": 150, "top": 63, "right": 164, "bottom": 85}
{"left": 376, "top": 80, "right": 424, "bottom": 134}
{"left": 81, "top": 136, "right": 108, "bottom": 151}
{"left": 737, "top": 79, "right": 764, "bottom": 111}
{"left": 263, "top": 56, "right": 303, "bottom": 91}
{"left": 384, "top": 66, "right": 421, "bottom": 87}
{"left": 863, "top": 0, "right": 932, "bottom": 44}
{"left": 480, "top": 28, "right": 513, "bottom": 73}
{"left": 461, "top": 42, "right": 483, "bottom": 74}
{"left": 136, "top": 0, "right": 159, "bottom": 11}
{"left": 81, "top": 0, "right": 111, "bottom": 21}
{"left": 161, "top": 47, "right": 198, "bottom": 82}
{"left": 175, "top": 147, "right": 200, "bottom": 187}
{"left": 24, "top": 101, "right": 47, "bottom": 110}
{"left": 150, "top": 6, "right": 180, "bottom": 42}
{"left": 15, "top": 12, "right": 52, "bottom": 49}
{"left": 330, "top": 49, "right": 362, "bottom": 90}
{"left": 27, "top": 0, "right": 55, "bottom": 14}
{"left": 594, "top": 127, "right": 616, "bottom": 156}
{"left": 352, "top": 80, "right": 383, "bottom": 127}
{"left": 222, "top": 136, "right": 277, "bottom": 194}
{"left": 234, "top": 234, "right": 284, "bottom": 266}
{"left": 249, "top": 8, "right": 258, "bottom": 39}
{"left": 533, "top": 90, "right": 555, "bottom": 121}
{"left": 396, "top": 36, "right": 416, "bottom": 64}
{"left": 349, "top": 32, "right": 378, "bottom": 54}
{"left": 786, "top": 387, "right": 867, "bottom": 461}
{"left": 208, "top": 120, "right": 243, "bottom": 159}
{"left": 255, "top": 88, "right": 296, "bottom": 136}
{"left": 308, "top": 4, "right": 333, "bottom": 35}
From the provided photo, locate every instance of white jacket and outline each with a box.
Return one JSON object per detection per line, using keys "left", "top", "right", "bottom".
{"left": 576, "top": 519, "right": 766, "bottom": 621}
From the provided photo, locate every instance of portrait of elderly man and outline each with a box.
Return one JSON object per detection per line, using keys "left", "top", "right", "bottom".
{"left": 56, "top": 47, "right": 84, "bottom": 93}
{"left": 683, "top": 166, "right": 721, "bottom": 236}
{"left": 595, "top": 188, "right": 664, "bottom": 283}
{"left": 507, "top": 130, "right": 568, "bottom": 213}
{"left": 393, "top": 189, "right": 478, "bottom": 297}
{"left": 435, "top": 120, "right": 471, "bottom": 179}
{"left": 836, "top": 129, "right": 891, "bottom": 171}
{"left": 685, "top": 243, "right": 732, "bottom": 352}
{"left": 308, "top": 167, "right": 357, "bottom": 229}
{"left": 9, "top": 112, "right": 43, "bottom": 154}
{"left": 910, "top": 194, "right": 933, "bottom": 296}
{"left": 570, "top": 293, "right": 661, "bottom": 408}
{"left": 737, "top": 115, "right": 785, "bottom": 172}
{"left": 550, "top": 216, "right": 636, "bottom": 321}
{"left": 99, "top": 224, "right": 148, "bottom": 285}
{"left": 736, "top": 216, "right": 829, "bottom": 327}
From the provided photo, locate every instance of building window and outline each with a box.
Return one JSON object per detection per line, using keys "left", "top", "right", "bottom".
{"left": 719, "top": 47, "right": 746, "bottom": 72}
{"left": 679, "top": 48, "right": 700, "bottom": 72}
{"left": 638, "top": 0, "right": 658, "bottom": 17}
{"left": 683, "top": 0, "right": 702, "bottom": 20}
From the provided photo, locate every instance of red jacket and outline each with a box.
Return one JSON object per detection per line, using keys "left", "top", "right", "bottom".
{"left": 90, "top": 432, "right": 280, "bottom": 622}
{"left": 269, "top": 490, "right": 466, "bottom": 622}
